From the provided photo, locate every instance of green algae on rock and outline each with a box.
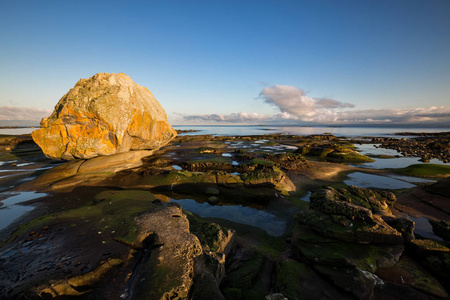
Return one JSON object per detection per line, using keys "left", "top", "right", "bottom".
{"left": 298, "top": 143, "right": 374, "bottom": 163}
{"left": 391, "top": 163, "right": 450, "bottom": 178}
{"left": 296, "top": 186, "right": 406, "bottom": 244}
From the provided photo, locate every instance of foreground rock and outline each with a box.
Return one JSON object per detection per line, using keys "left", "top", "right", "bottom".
{"left": 32, "top": 72, "right": 176, "bottom": 160}
{"left": 3, "top": 132, "right": 450, "bottom": 299}
{"left": 290, "top": 186, "right": 449, "bottom": 299}
{"left": 0, "top": 189, "right": 237, "bottom": 299}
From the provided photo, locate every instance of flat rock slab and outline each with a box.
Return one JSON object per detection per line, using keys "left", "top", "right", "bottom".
{"left": 20, "top": 150, "right": 154, "bottom": 191}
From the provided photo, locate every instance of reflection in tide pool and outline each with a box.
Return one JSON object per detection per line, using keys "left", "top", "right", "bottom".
{"left": 353, "top": 144, "right": 449, "bottom": 169}
{"left": 387, "top": 174, "right": 435, "bottom": 184}
{"left": 0, "top": 191, "right": 47, "bottom": 230}
{"left": 345, "top": 172, "right": 416, "bottom": 189}
{"left": 409, "top": 216, "right": 443, "bottom": 241}
{"left": 299, "top": 191, "right": 312, "bottom": 202}
{"left": 170, "top": 198, "right": 286, "bottom": 236}
{"left": 0, "top": 205, "right": 35, "bottom": 230}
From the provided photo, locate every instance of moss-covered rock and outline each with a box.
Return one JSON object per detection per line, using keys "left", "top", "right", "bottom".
{"left": 407, "top": 239, "right": 450, "bottom": 283}
{"left": 326, "top": 148, "right": 375, "bottom": 163}
{"left": 375, "top": 256, "right": 449, "bottom": 299}
{"left": 263, "top": 152, "right": 310, "bottom": 170}
{"left": 188, "top": 215, "right": 235, "bottom": 254}
{"left": 299, "top": 143, "right": 374, "bottom": 163}
{"left": 292, "top": 225, "right": 403, "bottom": 271}
{"left": 221, "top": 245, "right": 271, "bottom": 300}
{"left": 296, "top": 186, "right": 404, "bottom": 244}
{"left": 287, "top": 185, "right": 445, "bottom": 300}
{"left": 382, "top": 215, "right": 415, "bottom": 242}
{"left": 313, "top": 264, "right": 381, "bottom": 299}
{"left": 429, "top": 219, "right": 450, "bottom": 241}
{"left": 273, "top": 258, "right": 350, "bottom": 300}
{"left": 0, "top": 190, "right": 206, "bottom": 299}
{"left": 427, "top": 177, "right": 450, "bottom": 198}
{"left": 132, "top": 205, "right": 203, "bottom": 300}
{"left": 182, "top": 157, "right": 233, "bottom": 172}
{"left": 391, "top": 163, "right": 450, "bottom": 178}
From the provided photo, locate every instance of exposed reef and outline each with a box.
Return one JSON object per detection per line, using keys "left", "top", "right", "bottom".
{"left": 1, "top": 132, "right": 449, "bottom": 299}
{"left": 372, "top": 132, "right": 450, "bottom": 163}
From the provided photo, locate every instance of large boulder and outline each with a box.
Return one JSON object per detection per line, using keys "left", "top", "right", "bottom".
{"left": 32, "top": 73, "right": 176, "bottom": 160}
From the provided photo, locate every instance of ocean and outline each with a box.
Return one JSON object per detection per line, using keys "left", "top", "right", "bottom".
{"left": 1, "top": 125, "right": 449, "bottom": 137}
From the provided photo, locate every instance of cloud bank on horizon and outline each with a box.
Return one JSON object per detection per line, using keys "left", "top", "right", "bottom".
{"left": 0, "top": 106, "right": 51, "bottom": 126}
{"left": 177, "top": 85, "right": 450, "bottom": 126}
{"left": 2, "top": 85, "right": 449, "bottom": 127}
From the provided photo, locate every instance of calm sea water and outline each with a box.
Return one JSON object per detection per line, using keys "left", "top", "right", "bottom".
{"left": 174, "top": 125, "right": 449, "bottom": 137}
{"left": 1, "top": 125, "right": 448, "bottom": 137}
{"left": 0, "top": 128, "right": 38, "bottom": 135}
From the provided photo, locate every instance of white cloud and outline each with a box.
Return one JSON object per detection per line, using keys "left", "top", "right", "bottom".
{"left": 0, "top": 106, "right": 51, "bottom": 122}
{"left": 258, "top": 85, "right": 354, "bottom": 123}
{"left": 176, "top": 85, "right": 450, "bottom": 126}
{"left": 337, "top": 106, "right": 450, "bottom": 125}
{"left": 178, "top": 112, "right": 270, "bottom": 123}
{"left": 259, "top": 85, "right": 317, "bottom": 116}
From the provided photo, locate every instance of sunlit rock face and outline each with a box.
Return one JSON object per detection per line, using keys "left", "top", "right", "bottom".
{"left": 32, "top": 73, "right": 176, "bottom": 160}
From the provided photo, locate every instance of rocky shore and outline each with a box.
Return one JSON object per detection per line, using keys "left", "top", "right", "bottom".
{"left": 3, "top": 73, "right": 450, "bottom": 299}
{"left": 1, "top": 132, "right": 449, "bottom": 299}
{"left": 371, "top": 132, "right": 450, "bottom": 163}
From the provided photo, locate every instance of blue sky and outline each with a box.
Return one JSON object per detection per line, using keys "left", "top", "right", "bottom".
{"left": 1, "top": 0, "right": 449, "bottom": 126}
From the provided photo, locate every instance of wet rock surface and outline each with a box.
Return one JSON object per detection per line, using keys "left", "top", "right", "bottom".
{"left": 291, "top": 185, "right": 449, "bottom": 299}
{"left": 372, "top": 132, "right": 450, "bottom": 163}
{"left": 297, "top": 186, "right": 406, "bottom": 244}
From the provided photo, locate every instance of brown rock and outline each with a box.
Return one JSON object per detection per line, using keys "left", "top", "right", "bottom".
{"left": 133, "top": 204, "right": 203, "bottom": 299}
{"left": 32, "top": 73, "right": 176, "bottom": 160}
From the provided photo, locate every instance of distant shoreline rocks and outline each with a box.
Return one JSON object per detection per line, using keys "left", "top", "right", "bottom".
{"left": 372, "top": 133, "right": 450, "bottom": 163}
{"left": 176, "top": 129, "right": 199, "bottom": 134}
{"left": 0, "top": 126, "right": 37, "bottom": 129}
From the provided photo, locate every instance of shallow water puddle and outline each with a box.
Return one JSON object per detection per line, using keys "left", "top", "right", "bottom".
{"left": 0, "top": 169, "right": 30, "bottom": 173}
{"left": 222, "top": 153, "right": 233, "bottom": 157}
{"left": 353, "top": 144, "right": 449, "bottom": 169}
{"left": 254, "top": 139, "right": 269, "bottom": 144}
{"left": 0, "top": 205, "right": 35, "bottom": 231}
{"left": 0, "top": 191, "right": 47, "bottom": 230}
{"left": 261, "top": 144, "right": 298, "bottom": 152}
{"left": 171, "top": 165, "right": 182, "bottom": 171}
{"left": 16, "top": 162, "right": 35, "bottom": 167}
{"left": 0, "top": 191, "right": 47, "bottom": 206}
{"left": 170, "top": 198, "right": 286, "bottom": 236}
{"left": 409, "top": 216, "right": 443, "bottom": 241}
{"left": 299, "top": 191, "right": 312, "bottom": 202}
{"left": 0, "top": 160, "right": 18, "bottom": 166}
{"left": 387, "top": 174, "right": 436, "bottom": 184}
{"left": 345, "top": 172, "right": 416, "bottom": 189}
{"left": 280, "top": 144, "right": 298, "bottom": 150}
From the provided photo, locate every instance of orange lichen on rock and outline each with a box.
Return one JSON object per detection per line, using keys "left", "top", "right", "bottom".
{"left": 32, "top": 73, "right": 176, "bottom": 160}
